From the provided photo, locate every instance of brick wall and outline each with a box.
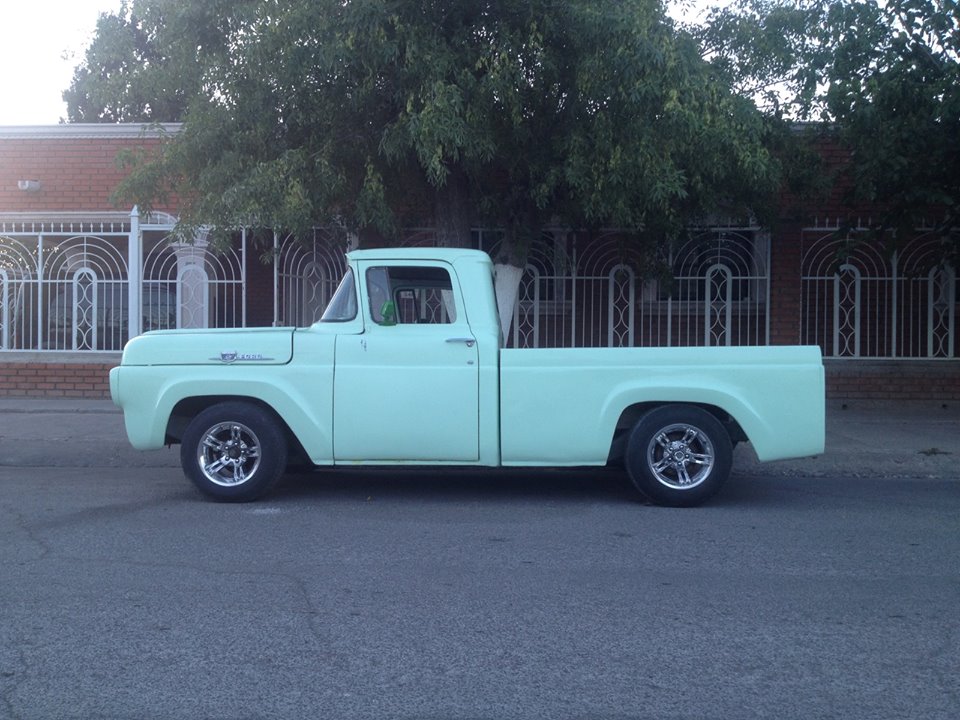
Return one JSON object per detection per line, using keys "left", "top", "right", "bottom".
{"left": 0, "top": 354, "right": 116, "bottom": 398}
{"left": 768, "top": 222, "right": 804, "bottom": 345}
{"left": 246, "top": 246, "right": 278, "bottom": 327}
{"left": 0, "top": 125, "right": 178, "bottom": 213}
{"left": 825, "top": 360, "right": 960, "bottom": 403}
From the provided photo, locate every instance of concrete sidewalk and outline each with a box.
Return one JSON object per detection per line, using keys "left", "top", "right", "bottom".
{"left": 737, "top": 401, "right": 960, "bottom": 480}
{"left": 0, "top": 397, "right": 957, "bottom": 480}
{"left": 0, "top": 397, "right": 179, "bottom": 469}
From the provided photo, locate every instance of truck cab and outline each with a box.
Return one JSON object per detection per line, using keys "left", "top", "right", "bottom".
{"left": 319, "top": 250, "right": 501, "bottom": 464}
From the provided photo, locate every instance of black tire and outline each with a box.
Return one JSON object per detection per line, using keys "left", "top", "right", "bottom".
{"left": 625, "top": 404, "right": 733, "bottom": 507}
{"left": 180, "top": 402, "right": 288, "bottom": 502}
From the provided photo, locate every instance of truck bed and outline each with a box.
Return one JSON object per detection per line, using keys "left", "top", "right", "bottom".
{"left": 498, "top": 345, "right": 825, "bottom": 465}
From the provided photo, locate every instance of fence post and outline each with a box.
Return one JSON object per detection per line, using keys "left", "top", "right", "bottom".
{"left": 890, "top": 251, "right": 898, "bottom": 358}
{"left": 128, "top": 206, "right": 142, "bottom": 340}
{"left": 241, "top": 228, "right": 248, "bottom": 327}
{"left": 273, "top": 231, "right": 279, "bottom": 326}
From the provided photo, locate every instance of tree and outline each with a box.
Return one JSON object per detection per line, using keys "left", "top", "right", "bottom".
{"left": 698, "top": 0, "right": 960, "bottom": 257}
{"left": 819, "top": 0, "right": 959, "bottom": 254}
{"left": 63, "top": 0, "right": 255, "bottom": 123}
{"left": 70, "top": 0, "right": 785, "bottom": 333}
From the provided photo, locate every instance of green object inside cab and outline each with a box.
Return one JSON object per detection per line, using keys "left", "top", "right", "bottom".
{"left": 379, "top": 301, "right": 397, "bottom": 326}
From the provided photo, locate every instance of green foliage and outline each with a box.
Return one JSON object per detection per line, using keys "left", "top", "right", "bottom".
{"left": 64, "top": 0, "right": 259, "bottom": 123}
{"left": 819, "top": 0, "right": 959, "bottom": 246}
{"left": 74, "top": 0, "right": 784, "bottom": 264}
{"left": 700, "top": 0, "right": 960, "bottom": 253}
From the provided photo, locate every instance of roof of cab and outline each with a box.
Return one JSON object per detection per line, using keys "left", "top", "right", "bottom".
{"left": 346, "top": 247, "right": 492, "bottom": 264}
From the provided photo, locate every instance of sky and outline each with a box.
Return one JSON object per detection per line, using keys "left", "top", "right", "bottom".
{"left": 0, "top": 1, "right": 124, "bottom": 125}
{"left": 0, "top": 1, "right": 715, "bottom": 127}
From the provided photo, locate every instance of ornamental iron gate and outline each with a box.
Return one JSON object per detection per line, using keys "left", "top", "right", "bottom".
{"left": 801, "top": 227, "right": 956, "bottom": 358}
{"left": 500, "top": 228, "right": 769, "bottom": 349}
{"left": 276, "top": 229, "right": 349, "bottom": 327}
{"left": 0, "top": 211, "right": 247, "bottom": 351}
{"left": 0, "top": 217, "right": 131, "bottom": 351}
{"left": 142, "top": 228, "right": 246, "bottom": 331}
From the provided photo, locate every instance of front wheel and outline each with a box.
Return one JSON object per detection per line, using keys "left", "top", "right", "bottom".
{"left": 625, "top": 405, "right": 732, "bottom": 507}
{"left": 180, "top": 402, "right": 288, "bottom": 502}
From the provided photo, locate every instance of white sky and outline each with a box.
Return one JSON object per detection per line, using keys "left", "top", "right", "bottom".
{"left": 0, "top": 1, "right": 123, "bottom": 125}
{"left": 0, "top": 1, "right": 715, "bottom": 127}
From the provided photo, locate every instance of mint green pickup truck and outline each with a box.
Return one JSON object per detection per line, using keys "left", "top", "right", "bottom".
{"left": 110, "top": 247, "right": 824, "bottom": 506}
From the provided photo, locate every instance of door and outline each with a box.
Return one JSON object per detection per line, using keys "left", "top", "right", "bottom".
{"left": 333, "top": 262, "right": 480, "bottom": 462}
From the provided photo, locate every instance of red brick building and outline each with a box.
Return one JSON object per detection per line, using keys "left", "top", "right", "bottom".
{"left": 1, "top": 124, "right": 957, "bottom": 401}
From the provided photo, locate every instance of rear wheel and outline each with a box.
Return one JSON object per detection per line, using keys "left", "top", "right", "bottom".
{"left": 625, "top": 405, "right": 732, "bottom": 507}
{"left": 180, "top": 402, "right": 288, "bottom": 502}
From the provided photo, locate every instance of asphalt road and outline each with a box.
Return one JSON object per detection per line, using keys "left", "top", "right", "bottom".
{"left": 1, "top": 460, "right": 958, "bottom": 720}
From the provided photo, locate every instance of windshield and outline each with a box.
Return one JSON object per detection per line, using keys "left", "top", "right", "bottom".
{"left": 319, "top": 269, "right": 358, "bottom": 322}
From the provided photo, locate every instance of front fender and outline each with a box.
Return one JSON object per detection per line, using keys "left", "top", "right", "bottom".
{"left": 113, "top": 365, "right": 335, "bottom": 464}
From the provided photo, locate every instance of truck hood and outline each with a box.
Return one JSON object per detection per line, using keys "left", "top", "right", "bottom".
{"left": 120, "top": 327, "right": 295, "bottom": 366}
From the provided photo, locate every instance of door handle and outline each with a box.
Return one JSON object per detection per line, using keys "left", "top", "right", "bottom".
{"left": 446, "top": 337, "right": 476, "bottom": 348}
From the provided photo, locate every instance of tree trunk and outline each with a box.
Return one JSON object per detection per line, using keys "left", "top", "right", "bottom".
{"left": 494, "top": 262, "right": 524, "bottom": 342}
{"left": 433, "top": 167, "right": 472, "bottom": 248}
{"left": 432, "top": 171, "right": 534, "bottom": 342}
{"left": 491, "top": 215, "right": 537, "bottom": 342}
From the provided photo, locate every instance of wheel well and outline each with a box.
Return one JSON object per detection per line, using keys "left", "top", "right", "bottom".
{"left": 608, "top": 402, "right": 747, "bottom": 464}
{"left": 165, "top": 396, "right": 308, "bottom": 463}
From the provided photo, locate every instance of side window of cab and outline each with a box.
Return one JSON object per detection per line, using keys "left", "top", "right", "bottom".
{"left": 366, "top": 266, "right": 458, "bottom": 326}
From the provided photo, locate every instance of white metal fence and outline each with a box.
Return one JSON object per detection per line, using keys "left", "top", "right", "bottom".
{"left": 0, "top": 216, "right": 132, "bottom": 351}
{"left": 3, "top": 211, "right": 954, "bottom": 359}
{"left": 0, "top": 217, "right": 772, "bottom": 351}
{"left": 276, "top": 229, "right": 348, "bottom": 327}
{"left": 0, "top": 211, "right": 247, "bottom": 351}
{"left": 141, "top": 227, "right": 246, "bottom": 331}
{"left": 801, "top": 225, "right": 957, "bottom": 358}
{"left": 499, "top": 228, "right": 770, "bottom": 349}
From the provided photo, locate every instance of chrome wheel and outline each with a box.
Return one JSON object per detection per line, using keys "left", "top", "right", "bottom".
{"left": 196, "top": 421, "right": 262, "bottom": 487}
{"left": 625, "top": 405, "right": 732, "bottom": 507}
{"left": 182, "top": 402, "right": 288, "bottom": 502}
{"left": 646, "top": 423, "right": 716, "bottom": 490}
